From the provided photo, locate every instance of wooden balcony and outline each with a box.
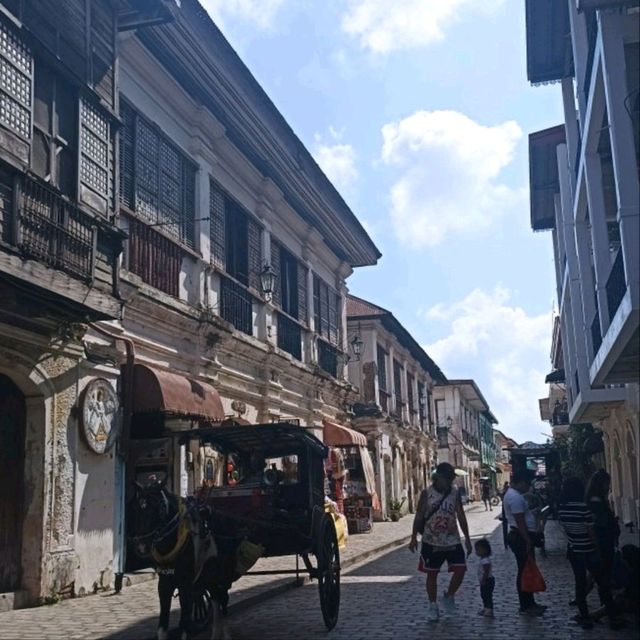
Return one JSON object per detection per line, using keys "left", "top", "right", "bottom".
{"left": 0, "top": 169, "right": 120, "bottom": 319}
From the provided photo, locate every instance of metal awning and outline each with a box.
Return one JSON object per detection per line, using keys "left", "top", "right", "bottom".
{"left": 545, "top": 368, "right": 565, "bottom": 383}
{"left": 529, "top": 125, "right": 565, "bottom": 231}
{"left": 132, "top": 363, "right": 225, "bottom": 422}
{"left": 322, "top": 419, "right": 367, "bottom": 447}
{"left": 525, "top": 0, "right": 573, "bottom": 85}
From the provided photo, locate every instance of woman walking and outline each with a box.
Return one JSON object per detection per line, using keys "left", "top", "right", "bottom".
{"left": 558, "top": 477, "right": 621, "bottom": 629}
{"left": 584, "top": 470, "right": 625, "bottom": 630}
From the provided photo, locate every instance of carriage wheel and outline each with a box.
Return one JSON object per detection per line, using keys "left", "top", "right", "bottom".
{"left": 191, "top": 586, "right": 213, "bottom": 634}
{"left": 317, "top": 514, "right": 340, "bottom": 630}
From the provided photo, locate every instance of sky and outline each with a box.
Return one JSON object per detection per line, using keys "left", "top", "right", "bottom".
{"left": 200, "top": 0, "right": 565, "bottom": 444}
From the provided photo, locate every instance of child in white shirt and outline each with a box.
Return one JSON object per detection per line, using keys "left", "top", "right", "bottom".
{"left": 476, "top": 538, "right": 495, "bottom": 617}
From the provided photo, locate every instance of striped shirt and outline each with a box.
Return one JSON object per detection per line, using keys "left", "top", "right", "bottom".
{"left": 558, "top": 501, "right": 596, "bottom": 552}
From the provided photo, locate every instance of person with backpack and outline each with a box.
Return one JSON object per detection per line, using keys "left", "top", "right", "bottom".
{"left": 409, "top": 462, "right": 472, "bottom": 622}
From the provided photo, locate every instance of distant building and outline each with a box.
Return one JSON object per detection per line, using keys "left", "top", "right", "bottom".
{"left": 432, "top": 380, "right": 496, "bottom": 502}
{"left": 346, "top": 295, "right": 445, "bottom": 518}
{"left": 525, "top": 0, "right": 639, "bottom": 526}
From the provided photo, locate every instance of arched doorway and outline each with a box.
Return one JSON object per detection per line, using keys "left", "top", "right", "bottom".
{"left": 0, "top": 374, "right": 26, "bottom": 592}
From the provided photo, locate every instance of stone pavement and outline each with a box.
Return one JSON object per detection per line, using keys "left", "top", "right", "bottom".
{"left": 0, "top": 504, "right": 428, "bottom": 640}
{"left": 208, "top": 508, "right": 640, "bottom": 640}
{"left": 2, "top": 504, "right": 637, "bottom": 640}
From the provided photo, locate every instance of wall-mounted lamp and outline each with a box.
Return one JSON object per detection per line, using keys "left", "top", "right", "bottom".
{"left": 259, "top": 263, "right": 278, "bottom": 302}
{"left": 350, "top": 334, "right": 364, "bottom": 360}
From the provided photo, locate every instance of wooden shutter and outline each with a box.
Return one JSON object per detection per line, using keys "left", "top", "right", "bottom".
{"left": 328, "top": 288, "right": 338, "bottom": 345}
{"left": 209, "top": 182, "right": 225, "bottom": 269}
{"left": 0, "top": 17, "right": 33, "bottom": 164}
{"left": 297, "top": 262, "right": 308, "bottom": 326}
{"left": 270, "top": 241, "right": 281, "bottom": 307}
{"left": 135, "top": 116, "right": 159, "bottom": 224}
{"left": 79, "top": 98, "right": 110, "bottom": 215}
{"left": 119, "top": 102, "right": 135, "bottom": 210}
{"left": 247, "top": 219, "right": 262, "bottom": 291}
{"left": 183, "top": 163, "right": 196, "bottom": 249}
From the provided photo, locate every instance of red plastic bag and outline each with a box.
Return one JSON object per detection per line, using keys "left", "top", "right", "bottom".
{"left": 521, "top": 556, "right": 546, "bottom": 592}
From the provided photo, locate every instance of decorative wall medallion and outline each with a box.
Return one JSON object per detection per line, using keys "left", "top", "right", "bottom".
{"left": 231, "top": 400, "right": 247, "bottom": 416}
{"left": 80, "top": 378, "right": 120, "bottom": 454}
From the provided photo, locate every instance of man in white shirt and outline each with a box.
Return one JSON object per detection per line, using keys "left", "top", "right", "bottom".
{"left": 503, "top": 469, "right": 546, "bottom": 615}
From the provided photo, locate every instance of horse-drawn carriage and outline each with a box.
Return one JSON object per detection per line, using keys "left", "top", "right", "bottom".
{"left": 129, "top": 422, "right": 341, "bottom": 639}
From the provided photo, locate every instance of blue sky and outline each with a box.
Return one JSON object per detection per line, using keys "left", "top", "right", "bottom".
{"left": 201, "top": 0, "right": 565, "bottom": 444}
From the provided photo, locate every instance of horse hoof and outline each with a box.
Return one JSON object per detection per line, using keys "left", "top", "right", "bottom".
{"left": 157, "top": 628, "right": 169, "bottom": 640}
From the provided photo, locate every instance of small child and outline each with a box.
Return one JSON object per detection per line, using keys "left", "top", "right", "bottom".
{"left": 475, "top": 538, "right": 495, "bottom": 617}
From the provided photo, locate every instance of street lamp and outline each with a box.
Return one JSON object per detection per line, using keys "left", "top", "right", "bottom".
{"left": 349, "top": 333, "right": 364, "bottom": 360}
{"left": 259, "top": 263, "right": 277, "bottom": 302}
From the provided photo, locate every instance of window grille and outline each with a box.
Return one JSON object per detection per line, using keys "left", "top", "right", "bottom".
{"left": 119, "top": 99, "right": 195, "bottom": 248}
{"left": 277, "top": 312, "right": 301, "bottom": 360}
{"left": 220, "top": 274, "right": 253, "bottom": 335}
{"left": 297, "top": 262, "right": 308, "bottom": 325}
{"left": 377, "top": 345, "right": 387, "bottom": 392}
{"left": 0, "top": 18, "right": 32, "bottom": 140}
{"left": 80, "top": 98, "right": 109, "bottom": 197}
{"left": 313, "top": 275, "right": 339, "bottom": 345}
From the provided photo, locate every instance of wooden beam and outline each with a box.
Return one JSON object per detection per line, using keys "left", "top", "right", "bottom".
{"left": 0, "top": 250, "right": 120, "bottom": 319}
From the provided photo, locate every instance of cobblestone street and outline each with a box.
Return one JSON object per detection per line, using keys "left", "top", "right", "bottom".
{"left": 1, "top": 506, "right": 638, "bottom": 640}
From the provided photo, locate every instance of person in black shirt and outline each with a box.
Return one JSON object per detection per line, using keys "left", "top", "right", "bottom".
{"left": 584, "top": 471, "right": 625, "bottom": 630}
{"left": 559, "top": 477, "right": 603, "bottom": 628}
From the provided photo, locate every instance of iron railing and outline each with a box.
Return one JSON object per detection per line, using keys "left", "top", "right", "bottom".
{"left": 19, "top": 175, "right": 96, "bottom": 280}
{"left": 127, "top": 215, "right": 182, "bottom": 297}
{"left": 220, "top": 275, "right": 253, "bottom": 336}
{"left": 606, "top": 249, "right": 627, "bottom": 323}
{"left": 277, "top": 312, "right": 301, "bottom": 360}
{"left": 317, "top": 339, "right": 338, "bottom": 378}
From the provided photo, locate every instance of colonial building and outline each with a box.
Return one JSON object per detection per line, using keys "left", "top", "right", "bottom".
{"left": 346, "top": 295, "right": 445, "bottom": 519}
{"left": 433, "top": 380, "right": 496, "bottom": 502}
{"left": 494, "top": 428, "right": 518, "bottom": 490}
{"left": 526, "top": 0, "right": 639, "bottom": 526}
{"left": 479, "top": 410, "right": 499, "bottom": 491}
{"left": 0, "top": 0, "right": 379, "bottom": 608}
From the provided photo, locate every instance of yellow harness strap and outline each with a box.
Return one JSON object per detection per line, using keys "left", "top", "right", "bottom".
{"left": 151, "top": 502, "right": 190, "bottom": 566}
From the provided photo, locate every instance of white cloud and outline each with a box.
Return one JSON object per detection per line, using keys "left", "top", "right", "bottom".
{"left": 380, "top": 109, "right": 523, "bottom": 248}
{"left": 312, "top": 129, "right": 359, "bottom": 193}
{"left": 201, "top": 0, "right": 286, "bottom": 30}
{"left": 424, "top": 287, "right": 552, "bottom": 444}
{"left": 341, "top": 0, "right": 505, "bottom": 54}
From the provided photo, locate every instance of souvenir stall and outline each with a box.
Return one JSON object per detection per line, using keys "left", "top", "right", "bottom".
{"left": 323, "top": 420, "right": 380, "bottom": 534}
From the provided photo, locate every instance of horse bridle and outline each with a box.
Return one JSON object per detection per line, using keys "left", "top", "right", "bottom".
{"left": 130, "top": 488, "right": 182, "bottom": 554}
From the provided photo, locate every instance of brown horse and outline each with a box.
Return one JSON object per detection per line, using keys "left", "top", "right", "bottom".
{"left": 128, "top": 481, "right": 236, "bottom": 640}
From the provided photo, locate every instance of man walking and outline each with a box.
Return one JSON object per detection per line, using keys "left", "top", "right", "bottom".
{"left": 409, "top": 462, "right": 473, "bottom": 622}
{"left": 504, "top": 469, "right": 547, "bottom": 616}
{"left": 482, "top": 481, "right": 492, "bottom": 511}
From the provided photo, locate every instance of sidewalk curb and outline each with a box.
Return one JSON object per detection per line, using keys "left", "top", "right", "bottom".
{"left": 226, "top": 533, "right": 413, "bottom": 617}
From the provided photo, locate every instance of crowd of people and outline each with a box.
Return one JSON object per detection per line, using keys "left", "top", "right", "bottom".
{"left": 408, "top": 462, "right": 638, "bottom": 630}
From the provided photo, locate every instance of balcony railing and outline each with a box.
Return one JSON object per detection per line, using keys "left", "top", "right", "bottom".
{"left": 277, "top": 312, "right": 301, "bottom": 360}
{"left": 590, "top": 310, "right": 602, "bottom": 357}
{"left": 18, "top": 175, "right": 97, "bottom": 281}
{"left": 127, "top": 215, "right": 182, "bottom": 297}
{"left": 317, "top": 339, "right": 338, "bottom": 378}
{"left": 606, "top": 249, "right": 626, "bottom": 323}
{"left": 221, "top": 275, "right": 253, "bottom": 336}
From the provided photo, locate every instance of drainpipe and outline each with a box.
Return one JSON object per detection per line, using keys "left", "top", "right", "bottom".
{"left": 88, "top": 322, "right": 136, "bottom": 593}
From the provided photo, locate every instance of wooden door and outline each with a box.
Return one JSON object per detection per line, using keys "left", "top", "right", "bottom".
{"left": 0, "top": 374, "right": 26, "bottom": 592}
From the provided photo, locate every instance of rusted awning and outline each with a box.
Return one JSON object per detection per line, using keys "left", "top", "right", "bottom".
{"left": 322, "top": 419, "right": 367, "bottom": 447}
{"left": 132, "top": 363, "right": 224, "bottom": 422}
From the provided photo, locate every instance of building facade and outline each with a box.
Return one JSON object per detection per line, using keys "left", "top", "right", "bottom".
{"left": 0, "top": 0, "right": 379, "bottom": 608}
{"left": 493, "top": 429, "right": 518, "bottom": 490}
{"left": 346, "top": 295, "right": 445, "bottom": 519}
{"left": 479, "top": 411, "right": 499, "bottom": 491}
{"left": 526, "top": 0, "right": 639, "bottom": 526}
{"left": 433, "top": 380, "right": 496, "bottom": 502}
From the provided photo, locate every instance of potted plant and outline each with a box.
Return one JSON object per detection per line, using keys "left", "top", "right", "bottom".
{"left": 388, "top": 497, "right": 406, "bottom": 521}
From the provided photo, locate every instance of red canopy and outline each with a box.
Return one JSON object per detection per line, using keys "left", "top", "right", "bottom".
{"left": 322, "top": 419, "right": 367, "bottom": 447}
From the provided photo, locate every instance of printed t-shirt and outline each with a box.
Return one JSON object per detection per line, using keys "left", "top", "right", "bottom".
{"left": 503, "top": 487, "right": 536, "bottom": 531}
{"left": 422, "top": 485, "right": 461, "bottom": 548}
